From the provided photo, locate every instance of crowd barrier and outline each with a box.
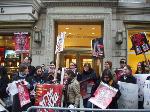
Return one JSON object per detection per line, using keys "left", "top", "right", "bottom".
{"left": 26, "top": 106, "right": 150, "bottom": 112}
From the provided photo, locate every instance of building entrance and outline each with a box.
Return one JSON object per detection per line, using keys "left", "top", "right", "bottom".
{"left": 56, "top": 21, "right": 103, "bottom": 74}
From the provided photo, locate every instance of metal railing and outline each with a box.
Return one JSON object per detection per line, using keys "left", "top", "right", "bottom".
{"left": 26, "top": 106, "right": 150, "bottom": 112}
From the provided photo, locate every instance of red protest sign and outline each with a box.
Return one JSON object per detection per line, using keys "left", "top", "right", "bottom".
{"left": 35, "top": 84, "right": 63, "bottom": 112}
{"left": 14, "top": 32, "right": 30, "bottom": 53}
{"left": 16, "top": 82, "right": 30, "bottom": 107}
{"left": 130, "top": 32, "right": 150, "bottom": 55}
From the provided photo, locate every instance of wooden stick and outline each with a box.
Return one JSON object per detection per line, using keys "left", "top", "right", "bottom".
{"left": 54, "top": 53, "right": 60, "bottom": 80}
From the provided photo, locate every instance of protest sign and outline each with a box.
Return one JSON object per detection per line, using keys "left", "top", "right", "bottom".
{"left": 16, "top": 82, "right": 30, "bottom": 107}
{"left": 89, "top": 82, "right": 118, "bottom": 109}
{"left": 14, "top": 32, "right": 30, "bottom": 53}
{"left": 135, "top": 74, "right": 150, "bottom": 101}
{"left": 55, "top": 32, "right": 66, "bottom": 54}
{"left": 130, "top": 32, "right": 150, "bottom": 55}
{"left": 91, "top": 37, "right": 104, "bottom": 58}
{"left": 118, "top": 81, "right": 138, "bottom": 109}
{"left": 35, "top": 84, "right": 63, "bottom": 112}
{"left": 80, "top": 79, "right": 94, "bottom": 99}
{"left": 143, "top": 80, "right": 150, "bottom": 109}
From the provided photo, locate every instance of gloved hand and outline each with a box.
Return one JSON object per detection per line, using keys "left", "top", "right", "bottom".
{"left": 68, "top": 104, "right": 77, "bottom": 112}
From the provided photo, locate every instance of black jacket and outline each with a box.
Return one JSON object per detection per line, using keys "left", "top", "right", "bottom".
{"left": 119, "top": 75, "right": 136, "bottom": 84}
{"left": 0, "top": 66, "right": 9, "bottom": 99}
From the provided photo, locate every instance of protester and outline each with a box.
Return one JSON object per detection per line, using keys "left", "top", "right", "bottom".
{"left": 66, "top": 70, "right": 80, "bottom": 109}
{"left": 46, "top": 61, "right": 56, "bottom": 83}
{"left": 114, "top": 58, "right": 127, "bottom": 81}
{"left": 87, "top": 69, "right": 121, "bottom": 110}
{"left": 135, "top": 62, "right": 145, "bottom": 74}
{"left": 69, "top": 62, "right": 81, "bottom": 81}
{"left": 11, "top": 63, "right": 31, "bottom": 112}
{"left": 0, "top": 66, "right": 10, "bottom": 111}
{"left": 23, "top": 57, "right": 35, "bottom": 76}
{"left": 119, "top": 65, "right": 136, "bottom": 84}
{"left": 79, "top": 63, "right": 98, "bottom": 108}
{"left": 27, "top": 66, "right": 46, "bottom": 105}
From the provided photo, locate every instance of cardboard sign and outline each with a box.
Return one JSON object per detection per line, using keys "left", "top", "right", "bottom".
{"left": 35, "top": 84, "right": 63, "bottom": 112}
{"left": 143, "top": 80, "right": 150, "bottom": 109}
{"left": 135, "top": 74, "right": 150, "bottom": 101}
{"left": 16, "top": 82, "right": 30, "bottom": 107}
{"left": 130, "top": 32, "right": 150, "bottom": 55}
{"left": 118, "top": 81, "right": 138, "bottom": 109}
{"left": 55, "top": 32, "right": 66, "bottom": 53}
{"left": 89, "top": 82, "right": 118, "bottom": 109}
{"left": 91, "top": 37, "right": 104, "bottom": 58}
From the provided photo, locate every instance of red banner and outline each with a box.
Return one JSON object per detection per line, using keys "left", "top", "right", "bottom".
{"left": 16, "top": 82, "right": 30, "bottom": 107}
{"left": 14, "top": 32, "right": 30, "bottom": 53}
{"left": 89, "top": 82, "right": 118, "bottom": 109}
{"left": 130, "top": 32, "right": 150, "bottom": 55}
{"left": 35, "top": 84, "right": 63, "bottom": 112}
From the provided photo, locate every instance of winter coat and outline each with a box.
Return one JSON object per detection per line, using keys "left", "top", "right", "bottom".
{"left": 119, "top": 74, "right": 136, "bottom": 84}
{"left": 0, "top": 66, "right": 9, "bottom": 99}
{"left": 11, "top": 72, "right": 31, "bottom": 112}
{"left": 67, "top": 78, "right": 80, "bottom": 107}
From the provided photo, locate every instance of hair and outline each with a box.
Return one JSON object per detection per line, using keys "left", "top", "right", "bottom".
{"left": 50, "top": 61, "right": 56, "bottom": 65}
{"left": 83, "top": 63, "right": 91, "bottom": 68}
{"left": 120, "top": 58, "right": 126, "bottom": 64}
{"left": 28, "top": 57, "right": 32, "bottom": 61}
{"left": 101, "top": 69, "right": 113, "bottom": 81}
{"left": 35, "top": 66, "right": 42, "bottom": 71}
{"left": 70, "top": 62, "right": 77, "bottom": 68}
{"left": 105, "top": 61, "right": 112, "bottom": 69}
{"left": 19, "top": 63, "right": 28, "bottom": 72}
{"left": 66, "top": 69, "right": 76, "bottom": 78}
{"left": 125, "top": 65, "right": 132, "bottom": 75}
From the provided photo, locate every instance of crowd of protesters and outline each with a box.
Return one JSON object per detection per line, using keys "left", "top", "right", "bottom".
{"left": 0, "top": 56, "right": 150, "bottom": 112}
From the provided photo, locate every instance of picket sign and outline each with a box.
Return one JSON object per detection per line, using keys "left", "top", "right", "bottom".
{"left": 89, "top": 82, "right": 118, "bottom": 109}
{"left": 118, "top": 81, "right": 138, "bottom": 109}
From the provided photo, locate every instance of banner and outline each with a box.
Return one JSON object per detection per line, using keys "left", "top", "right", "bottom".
{"left": 91, "top": 37, "right": 104, "bottom": 58}
{"left": 14, "top": 32, "right": 30, "bottom": 53}
{"left": 89, "top": 82, "right": 118, "bottom": 109}
{"left": 143, "top": 80, "right": 150, "bottom": 109}
{"left": 35, "top": 84, "right": 63, "bottom": 112}
{"left": 16, "top": 82, "right": 30, "bottom": 107}
{"left": 55, "top": 32, "right": 66, "bottom": 54}
{"left": 135, "top": 74, "right": 150, "bottom": 101}
{"left": 118, "top": 81, "right": 138, "bottom": 109}
{"left": 130, "top": 32, "right": 150, "bottom": 55}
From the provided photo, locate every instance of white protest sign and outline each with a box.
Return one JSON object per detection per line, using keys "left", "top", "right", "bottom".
{"left": 135, "top": 74, "right": 150, "bottom": 101}
{"left": 55, "top": 32, "right": 66, "bottom": 53}
{"left": 143, "top": 80, "right": 150, "bottom": 109}
{"left": 7, "top": 81, "right": 18, "bottom": 96}
{"left": 89, "top": 82, "right": 118, "bottom": 109}
{"left": 118, "top": 81, "right": 138, "bottom": 109}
